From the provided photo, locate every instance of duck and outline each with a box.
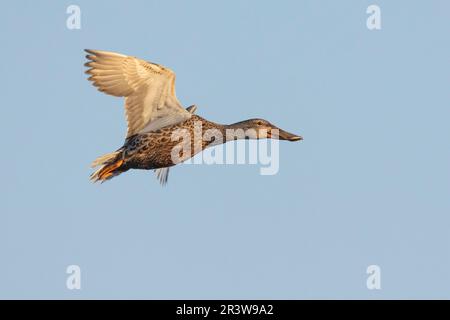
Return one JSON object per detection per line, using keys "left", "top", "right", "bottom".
{"left": 85, "top": 49, "right": 302, "bottom": 185}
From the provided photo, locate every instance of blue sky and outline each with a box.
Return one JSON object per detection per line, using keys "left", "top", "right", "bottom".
{"left": 1, "top": 0, "right": 450, "bottom": 299}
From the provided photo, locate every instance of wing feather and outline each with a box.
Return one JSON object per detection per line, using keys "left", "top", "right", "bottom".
{"left": 84, "top": 49, "right": 191, "bottom": 137}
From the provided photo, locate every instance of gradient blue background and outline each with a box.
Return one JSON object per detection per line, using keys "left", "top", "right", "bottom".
{"left": 1, "top": 0, "right": 450, "bottom": 299}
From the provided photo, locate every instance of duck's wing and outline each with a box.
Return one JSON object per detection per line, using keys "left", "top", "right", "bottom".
{"left": 186, "top": 104, "right": 197, "bottom": 114}
{"left": 154, "top": 168, "right": 170, "bottom": 186}
{"left": 84, "top": 49, "right": 191, "bottom": 137}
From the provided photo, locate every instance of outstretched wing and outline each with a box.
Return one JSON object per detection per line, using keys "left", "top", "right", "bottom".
{"left": 84, "top": 49, "right": 191, "bottom": 137}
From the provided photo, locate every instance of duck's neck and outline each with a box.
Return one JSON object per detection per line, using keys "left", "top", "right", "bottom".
{"left": 190, "top": 115, "right": 248, "bottom": 143}
{"left": 221, "top": 121, "right": 250, "bottom": 142}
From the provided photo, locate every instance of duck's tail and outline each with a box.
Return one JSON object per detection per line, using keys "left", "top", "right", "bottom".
{"left": 90, "top": 150, "right": 125, "bottom": 183}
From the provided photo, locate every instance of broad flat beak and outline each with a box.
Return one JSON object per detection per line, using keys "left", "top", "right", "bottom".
{"left": 271, "top": 128, "right": 303, "bottom": 141}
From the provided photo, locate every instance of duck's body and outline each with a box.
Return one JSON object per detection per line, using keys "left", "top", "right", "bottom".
{"left": 93, "top": 115, "right": 219, "bottom": 178}
{"left": 85, "top": 49, "right": 302, "bottom": 185}
{"left": 124, "top": 115, "right": 219, "bottom": 169}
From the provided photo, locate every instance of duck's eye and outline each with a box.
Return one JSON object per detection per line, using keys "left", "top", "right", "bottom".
{"left": 256, "top": 121, "right": 263, "bottom": 126}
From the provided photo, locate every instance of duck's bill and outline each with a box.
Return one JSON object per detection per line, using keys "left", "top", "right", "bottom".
{"left": 269, "top": 129, "right": 303, "bottom": 141}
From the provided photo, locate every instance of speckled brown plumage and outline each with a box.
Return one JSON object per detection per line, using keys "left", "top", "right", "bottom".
{"left": 120, "top": 115, "right": 224, "bottom": 171}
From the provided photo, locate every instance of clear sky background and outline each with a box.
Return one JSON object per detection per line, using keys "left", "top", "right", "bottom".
{"left": 1, "top": 1, "right": 450, "bottom": 299}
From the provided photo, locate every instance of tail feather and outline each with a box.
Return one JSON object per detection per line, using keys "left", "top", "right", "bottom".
{"left": 91, "top": 151, "right": 121, "bottom": 168}
{"left": 90, "top": 150, "right": 124, "bottom": 183}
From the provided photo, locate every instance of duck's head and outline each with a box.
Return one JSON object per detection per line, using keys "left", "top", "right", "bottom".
{"left": 227, "top": 118, "right": 303, "bottom": 141}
